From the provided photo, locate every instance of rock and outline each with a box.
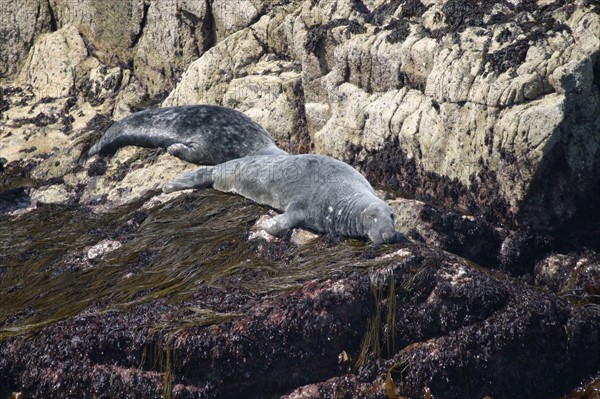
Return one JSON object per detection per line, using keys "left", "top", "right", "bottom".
{"left": 164, "top": 13, "right": 306, "bottom": 149}
{"left": 12, "top": 0, "right": 598, "bottom": 237}
{"left": 0, "top": 92, "right": 74, "bottom": 163}
{"left": 300, "top": 0, "right": 600, "bottom": 233}
{"left": 140, "top": 191, "right": 190, "bottom": 210}
{"left": 281, "top": 375, "right": 371, "bottom": 399}
{"left": 290, "top": 228, "right": 319, "bottom": 245}
{"left": 30, "top": 184, "right": 71, "bottom": 205}
{"left": 158, "top": 0, "right": 600, "bottom": 234}
{"left": 81, "top": 147, "right": 194, "bottom": 210}
{"left": 111, "top": 71, "right": 146, "bottom": 120}
{"left": 248, "top": 228, "right": 279, "bottom": 242}
{"left": 18, "top": 25, "right": 89, "bottom": 98}
{"left": 249, "top": 213, "right": 280, "bottom": 242}
{"left": 41, "top": 0, "right": 211, "bottom": 99}
{"left": 391, "top": 197, "right": 506, "bottom": 268}
{"left": 0, "top": 0, "right": 51, "bottom": 79}
{"left": 48, "top": 0, "right": 146, "bottom": 69}
{"left": 86, "top": 239, "right": 122, "bottom": 259}
{"left": 0, "top": 243, "right": 597, "bottom": 398}
{"left": 78, "top": 63, "right": 123, "bottom": 107}
{"left": 133, "top": 0, "right": 207, "bottom": 97}
{"left": 163, "top": 27, "right": 265, "bottom": 106}
{"left": 212, "top": 0, "right": 260, "bottom": 42}
{"left": 6, "top": 0, "right": 599, "bottom": 238}
{"left": 222, "top": 69, "right": 303, "bottom": 148}
{"left": 535, "top": 252, "right": 600, "bottom": 297}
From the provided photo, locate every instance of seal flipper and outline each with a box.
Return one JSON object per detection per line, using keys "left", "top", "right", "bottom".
{"left": 260, "top": 210, "right": 302, "bottom": 236}
{"left": 167, "top": 143, "right": 202, "bottom": 164}
{"left": 255, "top": 144, "right": 288, "bottom": 157}
{"left": 163, "top": 167, "right": 214, "bottom": 193}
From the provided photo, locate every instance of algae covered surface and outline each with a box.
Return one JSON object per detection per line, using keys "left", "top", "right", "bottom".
{"left": 1, "top": 0, "right": 599, "bottom": 394}
{"left": 0, "top": 166, "right": 598, "bottom": 398}
{"left": 0, "top": 189, "right": 385, "bottom": 341}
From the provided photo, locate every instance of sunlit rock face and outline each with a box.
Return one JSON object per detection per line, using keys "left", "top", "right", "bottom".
{"left": 1, "top": 0, "right": 600, "bottom": 398}
{"left": 3, "top": 0, "right": 600, "bottom": 232}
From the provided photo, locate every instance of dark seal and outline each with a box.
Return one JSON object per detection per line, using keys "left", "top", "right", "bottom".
{"left": 88, "top": 105, "right": 287, "bottom": 164}
{"left": 163, "top": 154, "right": 404, "bottom": 244}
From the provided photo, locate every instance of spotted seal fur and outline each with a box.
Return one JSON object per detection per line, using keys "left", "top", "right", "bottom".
{"left": 88, "top": 105, "right": 287, "bottom": 164}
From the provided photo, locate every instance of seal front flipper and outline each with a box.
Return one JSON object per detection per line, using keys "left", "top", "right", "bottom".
{"left": 163, "top": 167, "right": 214, "bottom": 193}
{"left": 260, "top": 210, "right": 302, "bottom": 236}
{"left": 167, "top": 143, "right": 202, "bottom": 164}
{"left": 255, "top": 144, "right": 288, "bottom": 157}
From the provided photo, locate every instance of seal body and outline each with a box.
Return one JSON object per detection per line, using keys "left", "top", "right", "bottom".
{"left": 88, "top": 105, "right": 287, "bottom": 164}
{"left": 163, "top": 154, "right": 403, "bottom": 244}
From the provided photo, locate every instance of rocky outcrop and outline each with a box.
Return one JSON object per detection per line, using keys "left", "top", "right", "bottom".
{"left": 19, "top": 25, "right": 89, "bottom": 98}
{"left": 132, "top": 0, "right": 208, "bottom": 97}
{"left": 535, "top": 251, "right": 600, "bottom": 297}
{"left": 163, "top": 9, "right": 310, "bottom": 151}
{"left": 1, "top": 0, "right": 600, "bottom": 398}
{"left": 6, "top": 0, "right": 598, "bottom": 233}
{"left": 191, "top": 0, "right": 599, "bottom": 233}
{"left": 0, "top": 205, "right": 598, "bottom": 398}
{"left": 0, "top": 0, "right": 52, "bottom": 79}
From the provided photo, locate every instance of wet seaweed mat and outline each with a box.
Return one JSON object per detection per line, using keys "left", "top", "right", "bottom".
{"left": 0, "top": 190, "right": 385, "bottom": 341}
{"left": 0, "top": 187, "right": 598, "bottom": 398}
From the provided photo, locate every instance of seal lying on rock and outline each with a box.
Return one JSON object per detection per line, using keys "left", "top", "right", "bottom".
{"left": 163, "top": 154, "right": 404, "bottom": 244}
{"left": 88, "top": 105, "right": 287, "bottom": 164}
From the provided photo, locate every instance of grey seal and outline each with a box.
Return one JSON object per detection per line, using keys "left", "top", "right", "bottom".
{"left": 87, "top": 105, "right": 287, "bottom": 164}
{"left": 163, "top": 154, "right": 404, "bottom": 244}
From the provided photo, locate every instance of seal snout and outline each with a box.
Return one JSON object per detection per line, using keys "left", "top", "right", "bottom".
{"left": 369, "top": 227, "right": 404, "bottom": 244}
{"left": 382, "top": 229, "right": 401, "bottom": 244}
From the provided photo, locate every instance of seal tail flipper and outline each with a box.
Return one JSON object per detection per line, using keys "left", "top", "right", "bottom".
{"left": 87, "top": 141, "right": 100, "bottom": 156}
{"left": 86, "top": 122, "right": 123, "bottom": 158}
{"left": 87, "top": 119, "right": 177, "bottom": 158}
{"left": 163, "top": 167, "right": 215, "bottom": 193}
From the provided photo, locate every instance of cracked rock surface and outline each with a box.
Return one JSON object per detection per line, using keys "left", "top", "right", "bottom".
{"left": 1, "top": 0, "right": 599, "bottom": 398}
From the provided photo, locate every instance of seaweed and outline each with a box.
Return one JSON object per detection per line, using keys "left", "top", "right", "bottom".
{"left": 385, "top": 18, "right": 411, "bottom": 44}
{"left": 485, "top": 38, "right": 530, "bottom": 74}
{"left": 305, "top": 19, "right": 367, "bottom": 55}
{"left": 429, "top": 0, "right": 575, "bottom": 74}
{"left": 367, "top": 0, "right": 427, "bottom": 25}
{"left": 345, "top": 137, "right": 511, "bottom": 225}
{"left": 400, "top": 0, "right": 428, "bottom": 19}
{"left": 442, "top": 0, "right": 499, "bottom": 32}
{"left": 0, "top": 189, "right": 392, "bottom": 341}
{"left": 351, "top": 0, "right": 370, "bottom": 15}
{"left": 485, "top": 11, "right": 571, "bottom": 74}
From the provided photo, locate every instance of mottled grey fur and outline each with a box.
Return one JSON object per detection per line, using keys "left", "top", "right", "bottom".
{"left": 88, "top": 105, "right": 287, "bottom": 164}
{"left": 163, "top": 154, "right": 404, "bottom": 244}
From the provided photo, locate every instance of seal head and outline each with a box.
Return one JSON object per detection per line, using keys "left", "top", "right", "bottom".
{"left": 360, "top": 202, "right": 401, "bottom": 244}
